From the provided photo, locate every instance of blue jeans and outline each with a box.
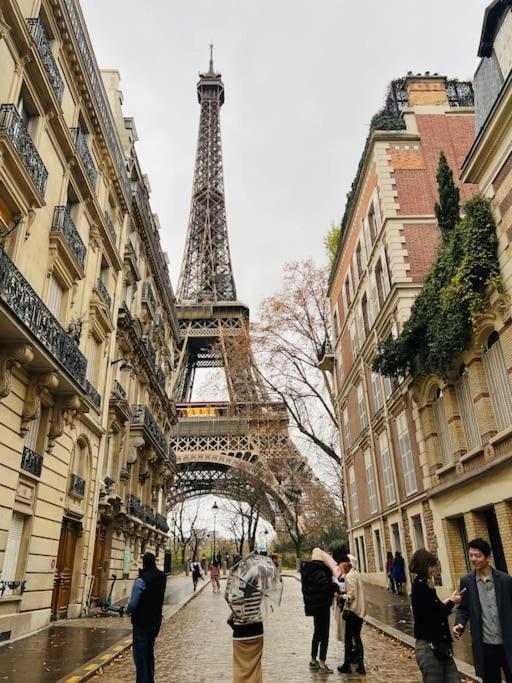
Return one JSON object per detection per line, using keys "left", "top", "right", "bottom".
{"left": 133, "top": 626, "right": 159, "bottom": 683}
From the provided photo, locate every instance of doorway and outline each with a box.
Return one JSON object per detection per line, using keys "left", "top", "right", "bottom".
{"left": 51, "top": 518, "right": 79, "bottom": 619}
{"left": 485, "top": 507, "right": 508, "bottom": 572}
{"left": 91, "top": 523, "right": 107, "bottom": 606}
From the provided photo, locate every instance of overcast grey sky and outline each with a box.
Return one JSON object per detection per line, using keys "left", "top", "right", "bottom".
{"left": 81, "top": 0, "right": 485, "bottom": 314}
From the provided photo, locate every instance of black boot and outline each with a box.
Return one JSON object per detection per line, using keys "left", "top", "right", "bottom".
{"left": 337, "top": 642, "right": 352, "bottom": 673}
{"left": 355, "top": 642, "right": 366, "bottom": 675}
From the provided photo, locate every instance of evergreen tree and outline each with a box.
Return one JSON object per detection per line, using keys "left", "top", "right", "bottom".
{"left": 434, "top": 151, "right": 460, "bottom": 239}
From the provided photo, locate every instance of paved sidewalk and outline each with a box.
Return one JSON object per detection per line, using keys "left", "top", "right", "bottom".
{"left": 97, "top": 577, "right": 425, "bottom": 683}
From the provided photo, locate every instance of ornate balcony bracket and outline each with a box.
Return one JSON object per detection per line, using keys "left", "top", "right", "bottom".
{"left": 21, "top": 372, "right": 59, "bottom": 435}
{"left": 48, "top": 394, "right": 84, "bottom": 451}
{"left": 0, "top": 344, "right": 34, "bottom": 399}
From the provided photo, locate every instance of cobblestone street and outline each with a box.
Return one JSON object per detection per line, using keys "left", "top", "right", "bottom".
{"left": 97, "top": 577, "right": 425, "bottom": 683}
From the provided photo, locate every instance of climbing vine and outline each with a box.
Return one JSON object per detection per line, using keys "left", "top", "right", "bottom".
{"left": 372, "top": 195, "right": 503, "bottom": 378}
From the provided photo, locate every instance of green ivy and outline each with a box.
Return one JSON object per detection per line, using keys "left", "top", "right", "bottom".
{"left": 372, "top": 195, "right": 502, "bottom": 378}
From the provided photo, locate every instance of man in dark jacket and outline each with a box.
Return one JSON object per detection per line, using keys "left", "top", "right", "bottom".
{"left": 454, "top": 538, "right": 512, "bottom": 683}
{"left": 126, "top": 552, "right": 167, "bottom": 683}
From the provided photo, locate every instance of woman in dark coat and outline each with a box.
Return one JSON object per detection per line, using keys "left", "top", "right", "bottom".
{"left": 391, "top": 551, "right": 406, "bottom": 595}
{"left": 300, "top": 548, "right": 340, "bottom": 674}
{"left": 410, "top": 549, "right": 461, "bottom": 683}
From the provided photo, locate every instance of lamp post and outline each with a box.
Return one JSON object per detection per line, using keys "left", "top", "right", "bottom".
{"left": 212, "top": 501, "right": 219, "bottom": 561}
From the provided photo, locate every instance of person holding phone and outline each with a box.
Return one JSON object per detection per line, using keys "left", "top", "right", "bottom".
{"left": 410, "top": 549, "right": 462, "bottom": 682}
{"left": 453, "top": 538, "right": 512, "bottom": 683}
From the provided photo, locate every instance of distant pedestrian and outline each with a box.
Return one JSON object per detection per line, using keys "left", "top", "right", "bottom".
{"left": 225, "top": 552, "right": 231, "bottom": 569}
{"left": 126, "top": 552, "right": 166, "bottom": 683}
{"left": 301, "top": 547, "right": 340, "bottom": 674}
{"left": 454, "top": 538, "right": 512, "bottom": 683}
{"left": 201, "top": 554, "right": 208, "bottom": 574}
{"left": 210, "top": 560, "right": 221, "bottom": 592}
{"left": 338, "top": 554, "right": 366, "bottom": 675}
{"left": 386, "top": 551, "right": 395, "bottom": 593}
{"left": 392, "top": 551, "right": 406, "bottom": 595}
{"left": 192, "top": 561, "right": 203, "bottom": 591}
{"left": 410, "top": 548, "right": 462, "bottom": 683}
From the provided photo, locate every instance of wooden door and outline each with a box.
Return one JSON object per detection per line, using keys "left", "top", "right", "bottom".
{"left": 91, "top": 524, "right": 106, "bottom": 605}
{"left": 51, "top": 519, "right": 78, "bottom": 619}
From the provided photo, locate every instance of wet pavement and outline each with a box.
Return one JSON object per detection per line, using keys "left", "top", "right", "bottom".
{"left": 364, "top": 583, "right": 474, "bottom": 665}
{"left": 0, "top": 574, "right": 195, "bottom": 683}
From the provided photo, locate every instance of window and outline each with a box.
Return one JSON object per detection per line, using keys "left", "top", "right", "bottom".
{"left": 384, "top": 375, "right": 393, "bottom": 398}
{"left": 391, "top": 522, "right": 402, "bottom": 553}
{"left": 46, "top": 275, "right": 64, "bottom": 320}
{"left": 361, "top": 293, "right": 369, "bottom": 335}
{"left": 342, "top": 407, "right": 351, "bottom": 451}
{"left": 1, "top": 512, "right": 27, "bottom": 595}
{"left": 396, "top": 412, "right": 417, "bottom": 495}
{"left": 17, "top": 88, "right": 38, "bottom": 138}
{"left": 372, "top": 190, "right": 383, "bottom": 234}
{"left": 349, "top": 466, "right": 359, "bottom": 523}
{"left": 357, "top": 383, "right": 367, "bottom": 430}
{"left": 352, "top": 252, "right": 360, "bottom": 289}
{"left": 123, "top": 280, "right": 134, "bottom": 311}
{"left": 372, "top": 370, "right": 383, "bottom": 412}
{"left": 73, "top": 441, "right": 87, "bottom": 477}
{"left": 455, "top": 365, "right": 480, "bottom": 451}
{"left": 357, "top": 536, "right": 368, "bottom": 572}
{"left": 86, "top": 335, "right": 101, "bottom": 385}
{"left": 350, "top": 320, "right": 359, "bottom": 357}
{"left": 483, "top": 331, "right": 512, "bottom": 432}
{"left": 411, "top": 515, "right": 425, "bottom": 550}
{"left": 374, "top": 529, "right": 384, "bottom": 571}
{"left": 433, "top": 388, "right": 453, "bottom": 464}
{"left": 365, "top": 451, "right": 378, "bottom": 514}
{"left": 379, "top": 250, "right": 391, "bottom": 297}
{"left": 24, "top": 412, "right": 41, "bottom": 452}
{"left": 363, "top": 217, "right": 372, "bottom": 259}
{"left": 379, "top": 431, "right": 396, "bottom": 505}
{"left": 369, "top": 271, "right": 380, "bottom": 323}
{"left": 332, "top": 308, "right": 340, "bottom": 340}
{"left": 457, "top": 517, "right": 471, "bottom": 572}
{"left": 356, "top": 304, "right": 366, "bottom": 345}
{"left": 368, "top": 204, "right": 377, "bottom": 243}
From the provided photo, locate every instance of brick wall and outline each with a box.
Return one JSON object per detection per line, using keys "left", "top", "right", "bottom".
{"left": 402, "top": 224, "right": 440, "bottom": 281}
{"left": 365, "top": 526, "right": 376, "bottom": 573}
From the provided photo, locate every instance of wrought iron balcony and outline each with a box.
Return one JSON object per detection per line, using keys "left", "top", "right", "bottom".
{"left": 130, "top": 404, "right": 168, "bottom": 459}
{"left": 142, "top": 282, "right": 157, "bottom": 316}
{"left": 104, "top": 211, "right": 117, "bottom": 246}
{"left": 51, "top": 206, "right": 87, "bottom": 271}
{"left": 70, "top": 127, "right": 97, "bottom": 188}
{"left": 96, "top": 279, "right": 112, "bottom": 310}
{"left": 113, "top": 379, "right": 127, "bottom": 398}
{"left": 168, "top": 444, "right": 177, "bottom": 467}
{"left": 0, "top": 104, "right": 48, "bottom": 197}
{"left": 61, "top": 0, "right": 130, "bottom": 199}
{"left": 0, "top": 249, "right": 87, "bottom": 385}
{"left": 157, "top": 366, "right": 166, "bottom": 391}
{"left": 155, "top": 513, "right": 169, "bottom": 533}
{"left": 144, "top": 505, "right": 157, "bottom": 527}
{"left": 141, "top": 335, "right": 157, "bottom": 369}
{"left": 85, "top": 379, "right": 101, "bottom": 409}
{"left": 69, "top": 473, "right": 85, "bottom": 497}
{"left": 21, "top": 446, "right": 43, "bottom": 477}
{"left": 127, "top": 494, "right": 144, "bottom": 520}
{"left": 26, "top": 19, "right": 64, "bottom": 103}
{"left": 0, "top": 580, "right": 27, "bottom": 597}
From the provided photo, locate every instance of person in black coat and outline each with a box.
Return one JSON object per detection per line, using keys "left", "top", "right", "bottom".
{"left": 454, "top": 538, "right": 512, "bottom": 683}
{"left": 409, "top": 549, "right": 461, "bottom": 683}
{"left": 301, "top": 548, "right": 340, "bottom": 674}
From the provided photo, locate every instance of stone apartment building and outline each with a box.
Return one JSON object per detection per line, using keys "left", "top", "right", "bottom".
{"left": 326, "top": 74, "right": 477, "bottom": 588}
{"left": 0, "top": 0, "right": 178, "bottom": 641}
{"left": 409, "top": 0, "right": 512, "bottom": 590}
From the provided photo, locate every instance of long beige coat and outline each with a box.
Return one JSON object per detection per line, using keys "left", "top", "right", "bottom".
{"left": 345, "top": 569, "right": 366, "bottom": 619}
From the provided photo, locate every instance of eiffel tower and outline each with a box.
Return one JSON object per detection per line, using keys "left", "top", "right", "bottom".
{"left": 169, "top": 49, "right": 301, "bottom": 521}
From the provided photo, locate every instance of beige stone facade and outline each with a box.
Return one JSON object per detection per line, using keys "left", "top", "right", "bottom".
{"left": 327, "top": 74, "right": 476, "bottom": 589}
{"left": 0, "top": 0, "right": 179, "bottom": 641}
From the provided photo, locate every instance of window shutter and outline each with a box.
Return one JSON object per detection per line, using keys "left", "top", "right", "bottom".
{"left": 365, "top": 450, "right": 378, "bottom": 514}
{"left": 24, "top": 412, "right": 41, "bottom": 452}
{"left": 373, "top": 189, "right": 383, "bottom": 234}
{"left": 47, "top": 275, "right": 64, "bottom": 319}
{"left": 483, "top": 340, "right": 512, "bottom": 431}
{"left": 456, "top": 373, "right": 480, "bottom": 451}
{"left": 1, "top": 512, "right": 25, "bottom": 593}
{"left": 433, "top": 394, "right": 453, "bottom": 464}
{"left": 381, "top": 248, "right": 391, "bottom": 296}
{"left": 379, "top": 432, "right": 396, "bottom": 505}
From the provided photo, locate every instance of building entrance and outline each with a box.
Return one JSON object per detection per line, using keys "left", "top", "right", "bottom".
{"left": 51, "top": 518, "right": 79, "bottom": 619}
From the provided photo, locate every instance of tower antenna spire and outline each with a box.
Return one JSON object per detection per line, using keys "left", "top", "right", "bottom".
{"left": 209, "top": 42, "right": 214, "bottom": 73}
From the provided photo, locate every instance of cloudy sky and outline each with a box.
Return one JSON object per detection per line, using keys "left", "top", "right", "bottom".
{"left": 81, "top": 0, "right": 486, "bottom": 315}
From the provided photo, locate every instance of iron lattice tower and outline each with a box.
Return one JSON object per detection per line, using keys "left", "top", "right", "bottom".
{"left": 177, "top": 50, "right": 236, "bottom": 303}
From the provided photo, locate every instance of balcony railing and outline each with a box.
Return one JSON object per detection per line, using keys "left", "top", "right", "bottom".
{"left": 69, "top": 473, "right": 85, "bottom": 497}
{"left": 96, "top": 279, "right": 112, "bottom": 310}
{"left": 104, "top": 211, "right": 117, "bottom": 246}
{"left": 113, "top": 379, "right": 126, "bottom": 398}
{"left": 51, "top": 206, "right": 87, "bottom": 270}
{"left": 142, "top": 282, "right": 157, "bottom": 315}
{"left": 70, "top": 127, "right": 97, "bottom": 188}
{"left": 141, "top": 335, "right": 157, "bottom": 369}
{"left": 21, "top": 446, "right": 43, "bottom": 477}
{"left": 144, "top": 505, "right": 156, "bottom": 527}
{"left": 61, "top": 0, "right": 130, "bottom": 199}
{"left": 131, "top": 404, "right": 168, "bottom": 458}
{"left": 155, "top": 513, "right": 169, "bottom": 533}
{"left": 85, "top": 379, "right": 101, "bottom": 409}
{"left": 26, "top": 19, "right": 64, "bottom": 103}
{"left": 127, "top": 494, "right": 144, "bottom": 519}
{"left": 156, "top": 366, "right": 166, "bottom": 391}
{"left": 0, "top": 104, "right": 48, "bottom": 197}
{"left": 0, "top": 249, "right": 87, "bottom": 385}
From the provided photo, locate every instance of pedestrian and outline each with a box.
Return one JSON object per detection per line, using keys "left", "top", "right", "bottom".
{"left": 386, "top": 551, "right": 396, "bottom": 593}
{"left": 334, "top": 562, "right": 347, "bottom": 647}
{"left": 201, "top": 554, "right": 208, "bottom": 574}
{"left": 453, "top": 537, "right": 512, "bottom": 683}
{"left": 225, "top": 552, "right": 231, "bottom": 569}
{"left": 338, "top": 554, "right": 366, "bottom": 675}
{"left": 192, "top": 560, "right": 203, "bottom": 591}
{"left": 410, "top": 548, "right": 462, "bottom": 683}
{"left": 300, "top": 547, "right": 340, "bottom": 674}
{"left": 392, "top": 551, "right": 406, "bottom": 595}
{"left": 209, "top": 560, "right": 221, "bottom": 592}
{"left": 126, "top": 552, "right": 166, "bottom": 683}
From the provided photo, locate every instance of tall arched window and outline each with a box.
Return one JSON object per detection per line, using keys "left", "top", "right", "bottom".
{"left": 455, "top": 364, "right": 480, "bottom": 451}
{"left": 433, "top": 387, "right": 452, "bottom": 465}
{"left": 483, "top": 331, "right": 512, "bottom": 431}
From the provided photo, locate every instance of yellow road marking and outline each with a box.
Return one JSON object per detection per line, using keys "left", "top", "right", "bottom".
{"left": 100, "top": 653, "right": 111, "bottom": 660}
{"left": 83, "top": 664, "right": 97, "bottom": 671}
{"left": 65, "top": 677, "right": 81, "bottom": 683}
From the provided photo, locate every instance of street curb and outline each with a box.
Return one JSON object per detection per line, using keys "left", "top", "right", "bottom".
{"left": 58, "top": 578, "right": 212, "bottom": 683}
{"left": 289, "top": 575, "right": 479, "bottom": 682}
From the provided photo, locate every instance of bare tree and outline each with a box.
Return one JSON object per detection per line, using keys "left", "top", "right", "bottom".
{"left": 168, "top": 499, "right": 201, "bottom": 562}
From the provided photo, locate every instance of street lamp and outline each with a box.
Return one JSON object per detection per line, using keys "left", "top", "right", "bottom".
{"left": 212, "top": 501, "right": 219, "bottom": 561}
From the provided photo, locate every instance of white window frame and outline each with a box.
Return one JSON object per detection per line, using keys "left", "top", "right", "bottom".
{"left": 396, "top": 412, "right": 417, "bottom": 496}
{"left": 433, "top": 389, "right": 453, "bottom": 465}
{"left": 350, "top": 319, "right": 359, "bottom": 357}
{"left": 365, "top": 450, "right": 378, "bottom": 514}
{"left": 343, "top": 407, "right": 351, "bottom": 451}
{"left": 372, "top": 371, "right": 383, "bottom": 412}
{"left": 483, "top": 334, "right": 512, "bottom": 432}
{"left": 455, "top": 368, "right": 481, "bottom": 451}
{"left": 379, "top": 431, "right": 396, "bottom": 505}
{"left": 47, "top": 274, "right": 64, "bottom": 320}
{"left": 357, "top": 383, "right": 367, "bottom": 430}
{"left": 349, "top": 466, "right": 359, "bottom": 523}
